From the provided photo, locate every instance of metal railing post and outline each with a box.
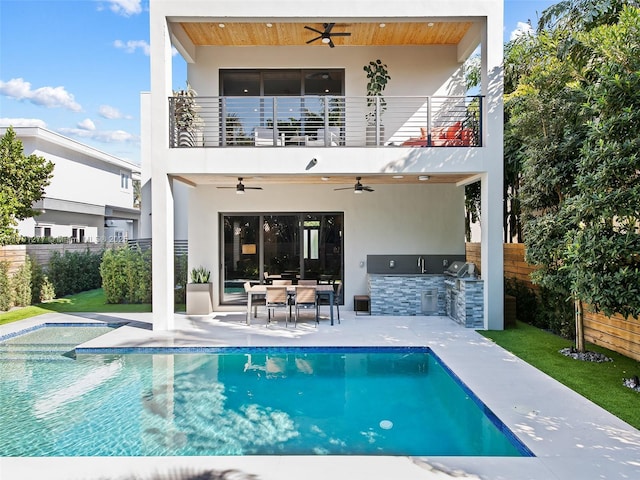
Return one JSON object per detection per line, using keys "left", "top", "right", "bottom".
{"left": 427, "top": 97, "right": 432, "bottom": 146}
{"left": 324, "top": 98, "right": 330, "bottom": 146}
{"left": 478, "top": 96, "right": 483, "bottom": 147}
{"left": 221, "top": 97, "right": 227, "bottom": 147}
{"left": 375, "top": 97, "right": 381, "bottom": 146}
{"left": 168, "top": 97, "right": 175, "bottom": 148}
{"left": 272, "top": 97, "right": 278, "bottom": 145}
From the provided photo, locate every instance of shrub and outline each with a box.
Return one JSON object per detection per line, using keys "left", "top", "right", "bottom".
{"left": 30, "top": 257, "right": 55, "bottom": 303}
{"left": 0, "top": 261, "right": 11, "bottom": 311}
{"left": 11, "top": 256, "right": 32, "bottom": 307}
{"left": 174, "top": 254, "right": 188, "bottom": 305}
{"left": 48, "top": 249, "right": 103, "bottom": 297}
{"left": 100, "top": 247, "right": 151, "bottom": 304}
{"left": 504, "top": 277, "right": 539, "bottom": 326}
{"left": 536, "top": 286, "right": 574, "bottom": 339}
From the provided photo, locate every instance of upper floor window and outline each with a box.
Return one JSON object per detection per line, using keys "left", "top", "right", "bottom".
{"left": 120, "top": 171, "right": 130, "bottom": 191}
{"left": 220, "top": 69, "right": 344, "bottom": 96}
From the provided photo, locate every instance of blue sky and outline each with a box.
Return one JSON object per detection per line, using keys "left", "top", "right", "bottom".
{"left": 0, "top": 0, "right": 556, "bottom": 165}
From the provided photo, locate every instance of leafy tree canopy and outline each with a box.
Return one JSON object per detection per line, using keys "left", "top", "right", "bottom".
{"left": 0, "top": 127, "right": 54, "bottom": 244}
{"left": 566, "top": 5, "right": 640, "bottom": 318}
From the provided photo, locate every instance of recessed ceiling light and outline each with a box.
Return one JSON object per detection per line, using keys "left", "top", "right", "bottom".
{"left": 427, "top": 22, "right": 434, "bottom": 27}
{"left": 321, "top": 177, "right": 330, "bottom": 181}
{"left": 266, "top": 23, "right": 273, "bottom": 28}
{"left": 218, "top": 23, "right": 225, "bottom": 28}
{"left": 392, "top": 175, "right": 404, "bottom": 179}
{"left": 379, "top": 23, "right": 386, "bottom": 28}
{"left": 418, "top": 175, "right": 431, "bottom": 181}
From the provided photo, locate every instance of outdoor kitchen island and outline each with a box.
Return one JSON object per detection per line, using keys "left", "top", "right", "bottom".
{"left": 366, "top": 256, "right": 484, "bottom": 328}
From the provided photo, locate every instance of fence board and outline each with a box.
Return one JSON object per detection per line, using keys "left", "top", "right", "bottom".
{"left": 465, "top": 242, "right": 640, "bottom": 361}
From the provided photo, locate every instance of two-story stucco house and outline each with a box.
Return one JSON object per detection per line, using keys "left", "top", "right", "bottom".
{"left": 2, "top": 126, "right": 140, "bottom": 243}
{"left": 143, "top": 0, "right": 504, "bottom": 331}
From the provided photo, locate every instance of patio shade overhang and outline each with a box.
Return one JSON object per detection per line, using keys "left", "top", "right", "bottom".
{"left": 175, "top": 20, "right": 478, "bottom": 47}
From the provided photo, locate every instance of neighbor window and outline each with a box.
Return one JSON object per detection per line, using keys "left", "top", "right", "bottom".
{"left": 120, "top": 171, "right": 130, "bottom": 190}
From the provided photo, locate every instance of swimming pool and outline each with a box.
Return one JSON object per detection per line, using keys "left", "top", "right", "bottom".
{"left": 0, "top": 324, "right": 532, "bottom": 457}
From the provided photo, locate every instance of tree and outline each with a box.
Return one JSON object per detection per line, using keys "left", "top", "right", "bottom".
{"left": 566, "top": 5, "right": 640, "bottom": 320}
{"left": 0, "top": 127, "right": 54, "bottom": 244}
{"left": 513, "top": 2, "right": 640, "bottom": 351}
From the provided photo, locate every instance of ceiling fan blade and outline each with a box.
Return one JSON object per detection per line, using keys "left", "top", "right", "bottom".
{"left": 334, "top": 187, "right": 353, "bottom": 191}
{"left": 245, "top": 187, "right": 263, "bottom": 190}
{"left": 363, "top": 186, "right": 375, "bottom": 192}
{"left": 329, "top": 32, "right": 351, "bottom": 37}
{"left": 304, "top": 25, "right": 324, "bottom": 35}
{"left": 324, "top": 22, "right": 335, "bottom": 33}
{"left": 328, "top": 39, "right": 335, "bottom": 48}
{"left": 306, "top": 35, "right": 323, "bottom": 44}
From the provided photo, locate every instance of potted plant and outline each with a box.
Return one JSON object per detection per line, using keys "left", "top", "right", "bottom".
{"left": 363, "top": 59, "right": 390, "bottom": 145}
{"left": 186, "top": 266, "right": 213, "bottom": 315}
{"left": 172, "top": 82, "right": 203, "bottom": 147}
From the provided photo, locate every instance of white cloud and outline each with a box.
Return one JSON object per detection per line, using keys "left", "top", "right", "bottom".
{"left": 0, "top": 78, "right": 82, "bottom": 112}
{"left": 99, "top": 104, "right": 131, "bottom": 120}
{"left": 114, "top": 39, "right": 150, "bottom": 56}
{"left": 510, "top": 21, "right": 534, "bottom": 41}
{"left": 108, "top": 0, "right": 142, "bottom": 16}
{"left": 58, "top": 127, "right": 138, "bottom": 144}
{"left": 78, "top": 118, "right": 96, "bottom": 131}
{"left": 0, "top": 118, "right": 47, "bottom": 128}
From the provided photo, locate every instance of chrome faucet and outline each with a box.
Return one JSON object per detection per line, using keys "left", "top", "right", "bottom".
{"left": 417, "top": 256, "right": 426, "bottom": 274}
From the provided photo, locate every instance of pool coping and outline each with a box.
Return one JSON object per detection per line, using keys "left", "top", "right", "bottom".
{"left": 1, "top": 311, "right": 639, "bottom": 480}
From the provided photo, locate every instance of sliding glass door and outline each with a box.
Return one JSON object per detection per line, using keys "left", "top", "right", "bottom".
{"left": 221, "top": 212, "right": 343, "bottom": 304}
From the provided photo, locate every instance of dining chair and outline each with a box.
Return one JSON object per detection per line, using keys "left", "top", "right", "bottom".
{"left": 271, "top": 279, "right": 292, "bottom": 286}
{"left": 318, "top": 281, "right": 341, "bottom": 323}
{"left": 265, "top": 286, "right": 289, "bottom": 325}
{"left": 244, "top": 281, "right": 265, "bottom": 322}
{"left": 293, "top": 286, "right": 318, "bottom": 327}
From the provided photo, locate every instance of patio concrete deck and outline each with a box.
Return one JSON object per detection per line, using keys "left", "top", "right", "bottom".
{"left": 2, "top": 310, "right": 639, "bottom": 480}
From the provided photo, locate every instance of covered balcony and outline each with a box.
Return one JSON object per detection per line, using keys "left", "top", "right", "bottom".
{"left": 169, "top": 94, "right": 483, "bottom": 149}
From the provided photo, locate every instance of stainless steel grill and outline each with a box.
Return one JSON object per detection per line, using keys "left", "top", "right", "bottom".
{"left": 445, "top": 261, "right": 470, "bottom": 278}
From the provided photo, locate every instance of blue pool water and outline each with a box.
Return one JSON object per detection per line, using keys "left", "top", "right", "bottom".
{"left": 0, "top": 325, "right": 532, "bottom": 457}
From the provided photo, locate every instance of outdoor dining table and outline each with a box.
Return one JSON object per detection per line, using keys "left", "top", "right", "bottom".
{"left": 246, "top": 284, "right": 336, "bottom": 326}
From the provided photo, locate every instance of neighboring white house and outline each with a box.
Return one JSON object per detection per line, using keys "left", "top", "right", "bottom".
{"left": 1, "top": 126, "right": 141, "bottom": 243}
{"left": 143, "top": 0, "right": 504, "bottom": 331}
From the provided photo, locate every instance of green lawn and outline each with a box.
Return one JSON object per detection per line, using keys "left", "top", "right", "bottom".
{"left": 0, "top": 289, "right": 152, "bottom": 326}
{"left": 480, "top": 321, "right": 640, "bottom": 430}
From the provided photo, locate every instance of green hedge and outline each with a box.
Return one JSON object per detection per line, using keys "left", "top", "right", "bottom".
{"left": 48, "top": 249, "right": 103, "bottom": 297}
{"left": 100, "top": 247, "right": 152, "bottom": 304}
{"left": 30, "top": 257, "right": 55, "bottom": 304}
{"left": 0, "top": 261, "right": 11, "bottom": 311}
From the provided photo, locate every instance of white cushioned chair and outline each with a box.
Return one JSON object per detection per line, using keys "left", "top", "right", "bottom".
{"left": 305, "top": 127, "right": 340, "bottom": 146}
{"left": 254, "top": 127, "right": 285, "bottom": 146}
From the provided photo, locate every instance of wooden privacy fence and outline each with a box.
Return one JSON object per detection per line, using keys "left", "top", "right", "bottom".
{"left": 465, "top": 242, "right": 640, "bottom": 362}
{"left": 0, "top": 243, "right": 107, "bottom": 274}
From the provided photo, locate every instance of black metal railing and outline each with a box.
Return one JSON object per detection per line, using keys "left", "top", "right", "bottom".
{"left": 169, "top": 95, "right": 483, "bottom": 149}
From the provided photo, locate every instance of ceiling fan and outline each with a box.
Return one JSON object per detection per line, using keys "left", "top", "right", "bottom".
{"left": 304, "top": 23, "right": 351, "bottom": 48}
{"left": 217, "top": 177, "right": 263, "bottom": 195}
{"left": 334, "top": 177, "right": 374, "bottom": 194}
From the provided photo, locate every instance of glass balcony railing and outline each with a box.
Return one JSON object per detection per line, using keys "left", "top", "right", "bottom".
{"left": 169, "top": 95, "right": 483, "bottom": 149}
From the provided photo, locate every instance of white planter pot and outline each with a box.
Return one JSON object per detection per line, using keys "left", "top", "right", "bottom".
{"left": 186, "top": 283, "right": 213, "bottom": 315}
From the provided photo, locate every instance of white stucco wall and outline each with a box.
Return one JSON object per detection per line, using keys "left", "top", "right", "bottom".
{"left": 187, "top": 182, "right": 464, "bottom": 309}
{"left": 5, "top": 127, "right": 140, "bottom": 241}
{"left": 188, "top": 45, "right": 465, "bottom": 99}
{"left": 21, "top": 137, "right": 135, "bottom": 210}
